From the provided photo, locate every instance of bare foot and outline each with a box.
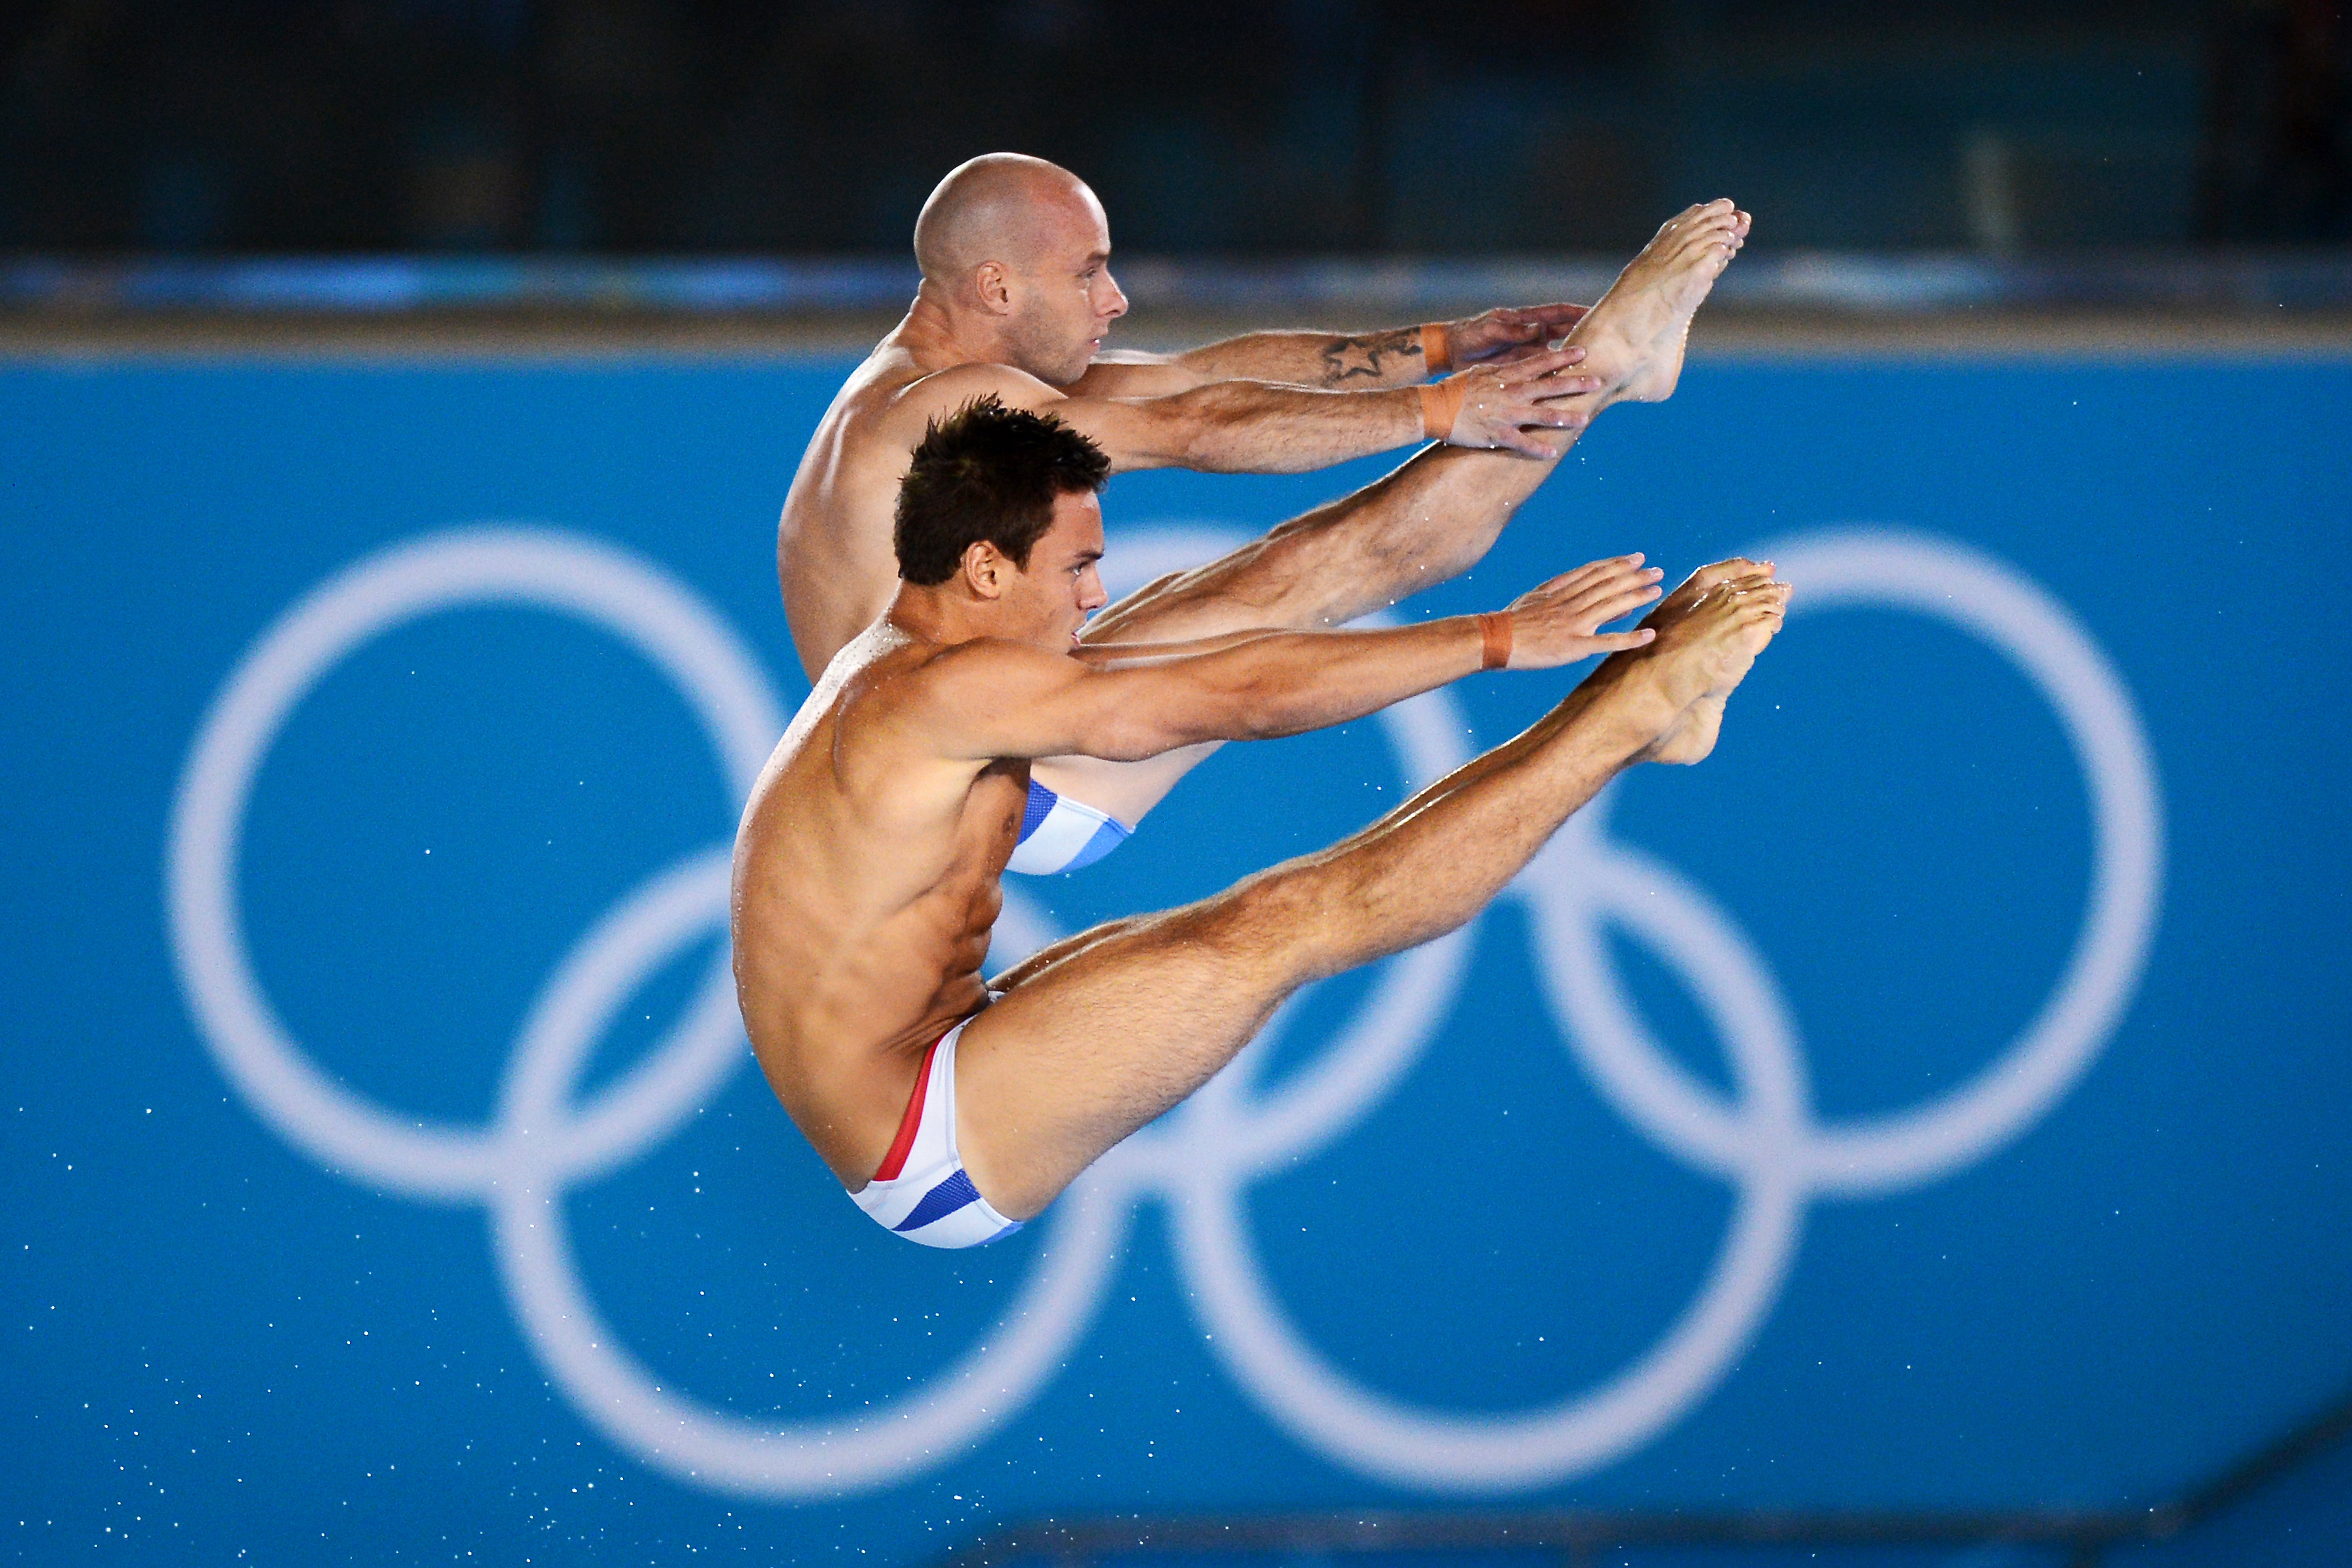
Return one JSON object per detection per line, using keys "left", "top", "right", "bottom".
{"left": 1627, "top": 558, "right": 1789, "bottom": 764}
{"left": 1559, "top": 200, "right": 1750, "bottom": 408}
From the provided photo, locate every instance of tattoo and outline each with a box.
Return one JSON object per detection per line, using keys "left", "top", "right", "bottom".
{"left": 1319, "top": 327, "right": 1422, "bottom": 386}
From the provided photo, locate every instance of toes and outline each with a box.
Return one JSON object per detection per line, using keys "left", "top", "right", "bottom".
{"left": 1690, "top": 557, "right": 1762, "bottom": 587}
{"left": 1674, "top": 230, "right": 1738, "bottom": 266}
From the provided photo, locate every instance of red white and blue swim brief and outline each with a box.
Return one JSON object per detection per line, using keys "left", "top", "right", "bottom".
{"left": 849, "top": 1014, "right": 1024, "bottom": 1249}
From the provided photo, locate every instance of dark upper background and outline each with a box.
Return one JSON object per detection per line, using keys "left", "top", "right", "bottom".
{"left": 1, "top": 0, "right": 2345, "bottom": 258}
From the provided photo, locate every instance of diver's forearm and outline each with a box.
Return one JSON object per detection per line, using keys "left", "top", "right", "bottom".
{"left": 1176, "top": 324, "right": 1437, "bottom": 390}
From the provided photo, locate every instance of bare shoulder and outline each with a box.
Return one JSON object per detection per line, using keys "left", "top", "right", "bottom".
{"left": 814, "top": 343, "right": 925, "bottom": 430}
{"left": 889, "top": 361, "right": 1065, "bottom": 429}
{"left": 847, "top": 636, "right": 1075, "bottom": 755}
{"left": 893, "top": 635, "right": 1072, "bottom": 714}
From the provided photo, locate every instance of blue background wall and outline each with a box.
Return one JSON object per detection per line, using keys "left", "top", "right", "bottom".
{"left": 3, "top": 354, "right": 2347, "bottom": 1563}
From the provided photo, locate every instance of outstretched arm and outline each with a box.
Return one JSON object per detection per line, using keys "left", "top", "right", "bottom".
{"left": 915, "top": 555, "right": 1665, "bottom": 764}
{"left": 1068, "top": 304, "right": 1592, "bottom": 397}
{"left": 911, "top": 350, "right": 1599, "bottom": 472}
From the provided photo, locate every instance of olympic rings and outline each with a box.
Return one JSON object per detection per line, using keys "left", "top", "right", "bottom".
{"left": 166, "top": 529, "right": 777, "bottom": 1199}
{"left": 166, "top": 521, "right": 2162, "bottom": 1497}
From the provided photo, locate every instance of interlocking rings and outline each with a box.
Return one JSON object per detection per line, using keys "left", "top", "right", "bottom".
{"left": 166, "top": 529, "right": 775, "bottom": 1201}
{"left": 1168, "top": 529, "right": 2165, "bottom": 1490}
{"left": 167, "top": 522, "right": 2162, "bottom": 1499}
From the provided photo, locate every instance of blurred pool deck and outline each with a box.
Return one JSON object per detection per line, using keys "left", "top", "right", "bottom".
{"left": 5, "top": 252, "right": 2351, "bottom": 359}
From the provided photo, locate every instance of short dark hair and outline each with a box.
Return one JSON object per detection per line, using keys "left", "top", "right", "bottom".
{"left": 894, "top": 395, "right": 1111, "bottom": 586}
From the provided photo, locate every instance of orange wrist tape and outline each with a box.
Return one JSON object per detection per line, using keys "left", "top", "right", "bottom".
{"left": 1417, "top": 377, "right": 1466, "bottom": 442}
{"left": 1477, "top": 611, "right": 1513, "bottom": 671}
{"left": 1420, "top": 321, "right": 1452, "bottom": 375}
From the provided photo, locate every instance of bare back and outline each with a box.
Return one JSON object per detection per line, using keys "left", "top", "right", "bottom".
{"left": 730, "top": 623, "right": 1027, "bottom": 1185}
{"left": 777, "top": 337, "right": 1071, "bottom": 679}
{"left": 776, "top": 344, "right": 937, "bottom": 678}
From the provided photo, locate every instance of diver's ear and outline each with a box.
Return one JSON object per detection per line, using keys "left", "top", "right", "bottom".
{"left": 972, "top": 260, "right": 1016, "bottom": 317}
{"left": 961, "top": 539, "right": 1011, "bottom": 600}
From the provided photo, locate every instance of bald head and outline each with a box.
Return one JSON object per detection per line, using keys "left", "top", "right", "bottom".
{"left": 908, "top": 153, "right": 1127, "bottom": 385}
{"left": 913, "top": 153, "right": 1103, "bottom": 283}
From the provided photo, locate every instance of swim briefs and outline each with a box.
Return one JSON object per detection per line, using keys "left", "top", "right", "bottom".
{"left": 1006, "top": 776, "right": 1130, "bottom": 876}
{"left": 849, "top": 1014, "right": 1024, "bottom": 1249}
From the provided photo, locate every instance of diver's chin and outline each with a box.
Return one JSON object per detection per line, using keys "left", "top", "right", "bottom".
{"left": 1065, "top": 333, "right": 1108, "bottom": 380}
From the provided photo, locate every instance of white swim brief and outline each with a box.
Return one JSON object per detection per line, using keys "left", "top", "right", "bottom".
{"left": 850, "top": 1013, "right": 1024, "bottom": 1249}
{"left": 1006, "top": 776, "right": 1129, "bottom": 876}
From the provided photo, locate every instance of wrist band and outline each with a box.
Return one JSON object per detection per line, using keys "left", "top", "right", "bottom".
{"left": 1417, "top": 378, "right": 1466, "bottom": 442}
{"left": 1420, "top": 322, "right": 1452, "bottom": 375}
{"left": 1477, "top": 611, "right": 1513, "bottom": 671}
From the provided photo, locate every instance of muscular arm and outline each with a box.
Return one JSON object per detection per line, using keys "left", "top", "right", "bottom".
{"left": 911, "top": 347, "right": 1589, "bottom": 474}
{"left": 921, "top": 620, "right": 1492, "bottom": 764}
{"left": 910, "top": 553, "right": 1663, "bottom": 764}
{"left": 1069, "top": 378, "right": 1431, "bottom": 473}
{"left": 1072, "top": 326, "right": 1434, "bottom": 396}
{"left": 1068, "top": 304, "right": 1592, "bottom": 398}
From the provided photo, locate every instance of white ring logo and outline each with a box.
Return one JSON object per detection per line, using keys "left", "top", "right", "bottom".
{"left": 167, "top": 523, "right": 2162, "bottom": 1498}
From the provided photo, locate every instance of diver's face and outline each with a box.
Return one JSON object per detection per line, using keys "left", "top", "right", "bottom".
{"left": 1004, "top": 187, "right": 1128, "bottom": 385}
{"left": 999, "top": 489, "right": 1108, "bottom": 648}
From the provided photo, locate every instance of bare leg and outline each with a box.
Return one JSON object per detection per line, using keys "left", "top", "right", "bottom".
{"left": 1034, "top": 200, "right": 1750, "bottom": 826}
{"left": 960, "top": 563, "right": 1789, "bottom": 1217}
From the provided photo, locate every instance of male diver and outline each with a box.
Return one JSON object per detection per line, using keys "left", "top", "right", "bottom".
{"left": 777, "top": 151, "right": 1750, "bottom": 872}
{"left": 733, "top": 220, "right": 1786, "bottom": 1245}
